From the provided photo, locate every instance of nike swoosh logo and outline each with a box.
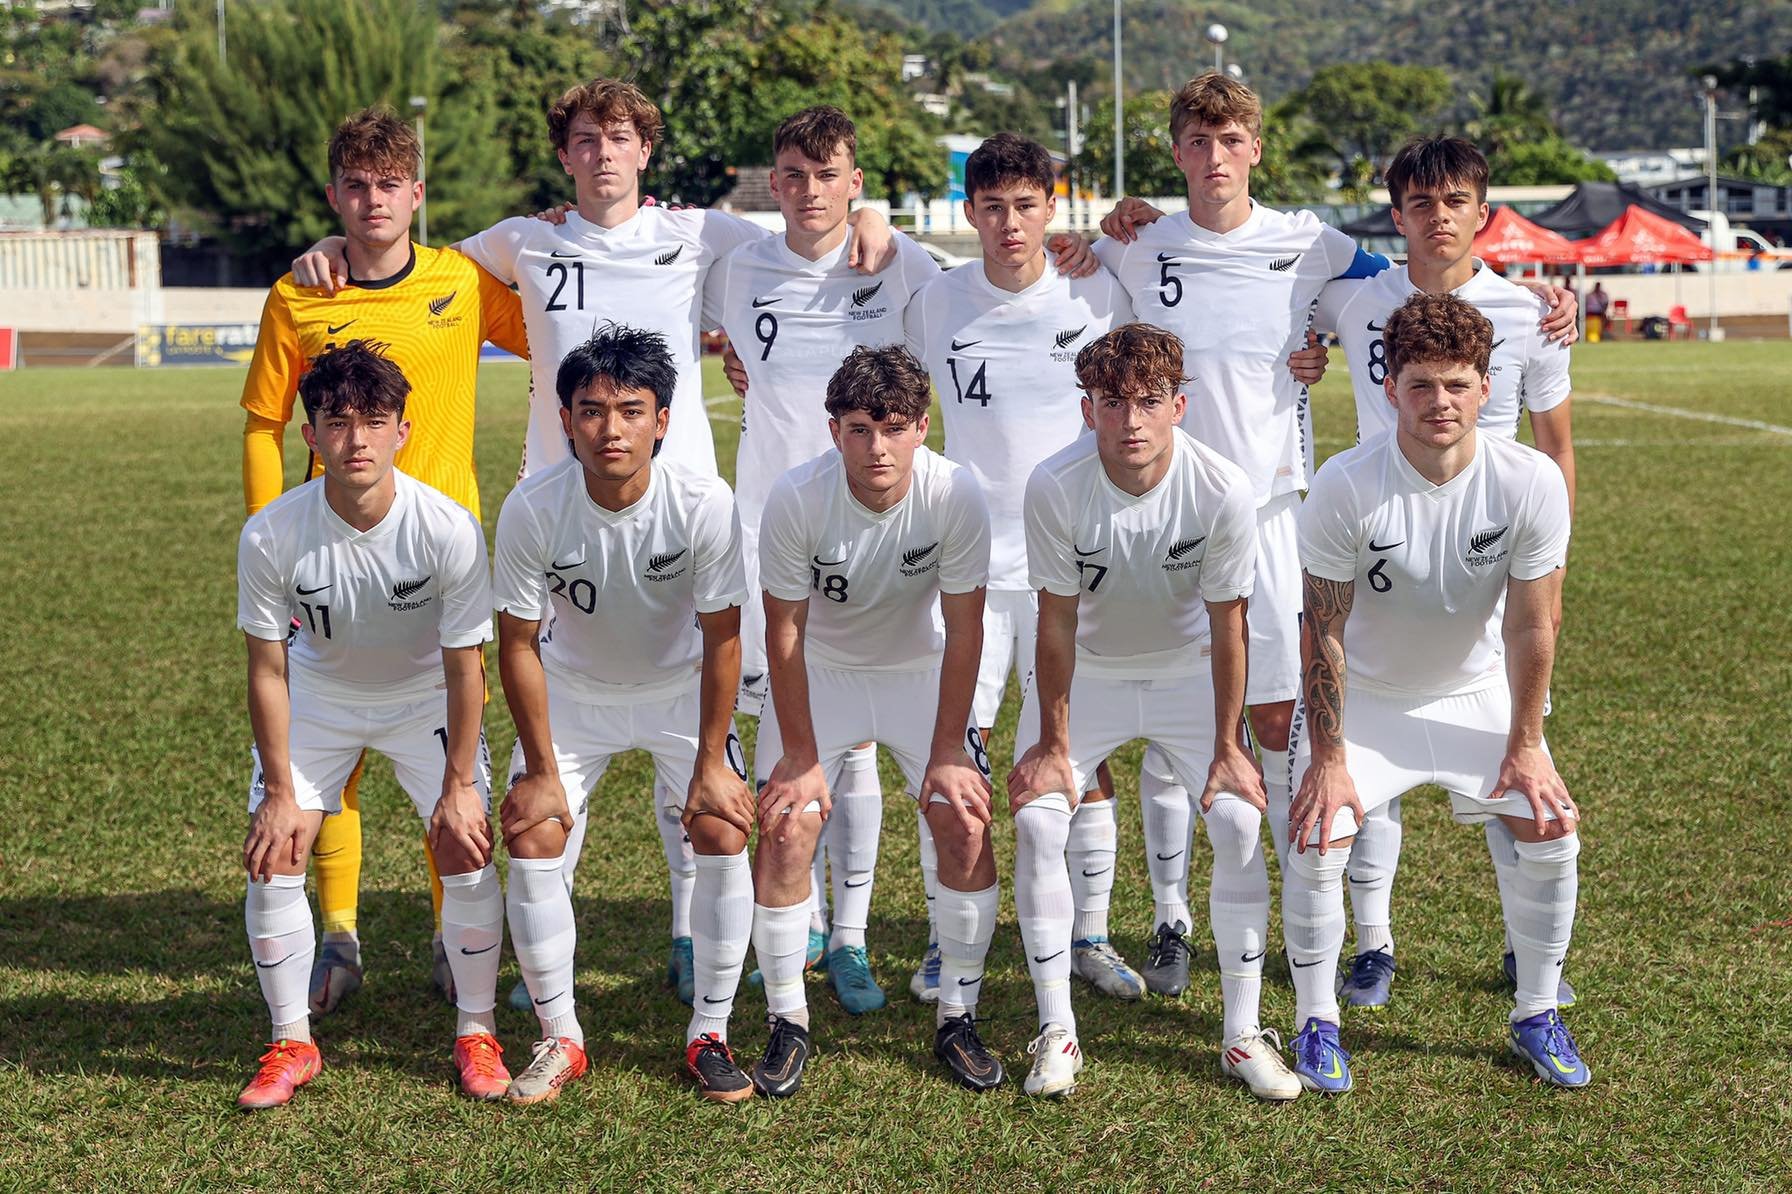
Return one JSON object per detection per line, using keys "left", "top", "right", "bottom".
{"left": 1080, "top": 866, "right": 1111, "bottom": 878}
{"left": 460, "top": 943, "right": 498, "bottom": 955}
{"left": 550, "top": 556, "right": 585, "bottom": 570}
{"left": 1368, "top": 539, "right": 1403, "bottom": 552}
{"left": 1241, "top": 950, "right": 1266, "bottom": 963}
{"left": 1367, "top": 320, "right": 1385, "bottom": 332}
{"left": 957, "top": 976, "right": 979, "bottom": 986}
{"left": 549, "top": 249, "right": 581, "bottom": 258}
{"left": 1073, "top": 545, "right": 1104, "bottom": 557}
{"left": 326, "top": 321, "right": 356, "bottom": 335}
{"left": 255, "top": 954, "right": 293, "bottom": 969}
{"left": 1155, "top": 252, "right": 1178, "bottom": 263}
{"left": 1032, "top": 951, "right": 1065, "bottom": 964}
{"left": 1548, "top": 1053, "right": 1576, "bottom": 1074}
{"left": 751, "top": 297, "right": 780, "bottom": 308}
{"left": 843, "top": 878, "right": 870, "bottom": 889}
{"left": 534, "top": 992, "right": 566, "bottom": 1006}
{"left": 296, "top": 584, "right": 332, "bottom": 595}
{"left": 950, "top": 339, "right": 981, "bottom": 352}
{"left": 702, "top": 995, "right": 730, "bottom": 1005}
{"left": 1290, "top": 958, "right": 1322, "bottom": 968}
{"left": 1154, "top": 850, "right": 1184, "bottom": 862}
{"left": 813, "top": 555, "right": 848, "bottom": 567}
{"left": 1322, "top": 1056, "right": 1343, "bottom": 1079}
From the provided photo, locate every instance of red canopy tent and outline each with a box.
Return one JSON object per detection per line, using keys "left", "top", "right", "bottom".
{"left": 1472, "top": 205, "right": 1582, "bottom": 270}
{"left": 1574, "top": 205, "right": 1714, "bottom": 267}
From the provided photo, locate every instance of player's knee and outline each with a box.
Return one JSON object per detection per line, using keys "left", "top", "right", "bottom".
{"left": 1285, "top": 839, "right": 1351, "bottom": 888}
{"left": 506, "top": 818, "right": 567, "bottom": 861}
{"left": 757, "top": 815, "right": 821, "bottom": 870}
{"left": 432, "top": 836, "right": 486, "bottom": 876}
{"left": 1249, "top": 703, "right": 1293, "bottom": 753}
{"left": 686, "top": 813, "right": 748, "bottom": 857}
{"left": 1202, "top": 797, "right": 1263, "bottom": 871}
{"left": 1514, "top": 832, "right": 1580, "bottom": 882}
{"left": 924, "top": 804, "right": 988, "bottom": 872}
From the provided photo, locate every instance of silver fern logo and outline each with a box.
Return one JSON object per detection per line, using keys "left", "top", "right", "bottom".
{"left": 1167, "top": 536, "right": 1206, "bottom": 560}
{"left": 1163, "top": 535, "right": 1206, "bottom": 571}
{"left": 648, "top": 548, "right": 688, "bottom": 574}
{"left": 388, "top": 575, "right": 433, "bottom": 610}
{"left": 654, "top": 245, "right": 684, "bottom": 266}
{"left": 428, "top": 291, "right": 457, "bottom": 317}
{"left": 900, "top": 541, "right": 940, "bottom": 576}
{"left": 851, "top": 281, "right": 884, "bottom": 308}
{"left": 1466, "top": 525, "right": 1510, "bottom": 567}
{"left": 1055, "top": 325, "right": 1087, "bottom": 349}
{"left": 1268, "top": 253, "right": 1301, "bottom": 272}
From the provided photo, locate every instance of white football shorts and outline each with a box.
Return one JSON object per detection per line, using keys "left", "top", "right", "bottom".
{"left": 1246, "top": 490, "right": 1303, "bottom": 707}
{"left": 973, "top": 587, "right": 1037, "bottom": 729}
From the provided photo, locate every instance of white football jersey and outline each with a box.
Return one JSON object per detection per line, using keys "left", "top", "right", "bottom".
{"left": 905, "top": 262, "right": 1132, "bottom": 591}
{"left": 459, "top": 206, "right": 769, "bottom": 479}
{"left": 1026, "top": 427, "right": 1257, "bottom": 678}
{"left": 491, "top": 457, "right": 747, "bottom": 702}
{"left": 702, "top": 229, "right": 939, "bottom": 530}
{"left": 1095, "top": 203, "right": 1359, "bottom": 505}
{"left": 1312, "top": 263, "right": 1571, "bottom": 442}
{"left": 238, "top": 471, "right": 492, "bottom": 706}
{"left": 759, "top": 446, "right": 990, "bottom": 671}
{"left": 1299, "top": 432, "right": 1570, "bottom": 698}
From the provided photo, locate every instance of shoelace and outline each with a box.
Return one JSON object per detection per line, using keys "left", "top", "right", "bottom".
{"left": 1147, "top": 926, "right": 1189, "bottom": 968}
{"left": 1348, "top": 949, "right": 1396, "bottom": 988}
{"left": 1027, "top": 1028, "right": 1070, "bottom": 1058}
{"left": 249, "top": 1041, "right": 311, "bottom": 1086}
{"left": 941, "top": 1013, "right": 993, "bottom": 1051}
{"left": 1540, "top": 1013, "right": 1580, "bottom": 1064}
{"left": 524, "top": 1037, "right": 562, "bottom": 1071}
{"left": 691, "top": 1033, "right": 737, "bottom": 1067}
{"left": 459, "top": 1035, "right": 504, "bottom": 1078}
{"left": 1297, "top": 1025, "right": 1350, "bottom": 1068}
{"left": 764, "top": 1015, "right": 804, "bottom": 1054}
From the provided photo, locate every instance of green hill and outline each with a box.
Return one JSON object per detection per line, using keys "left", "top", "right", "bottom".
{"left": 860, "top": 0, "right": 1789, "bottom": 150}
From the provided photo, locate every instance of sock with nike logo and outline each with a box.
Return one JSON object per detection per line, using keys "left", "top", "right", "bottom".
{"left": 1348, "top": 798, "right": 1401, "bottom": 958}
{"left": 506, "top": 854, "right": 582, "bottom": 1044}
{"left": 687, "top": 849, "right": 752, "bottom": 1043}
{"left": 1067, "top": 796, "right": 1117, "bottom": 942}
{"left": 1282, "top": 840, "right": 1350, "bottom": 1028}
{"left": 752, "top": 900, "right": 812, "bottom": 1029}
{"left": 936, "top": 881, "right": 999, "bottom": 1027}
{"left": 247, "top": 872, "right": 314, "bottom": 1042}
{"left": 1015, "top": 792, "right": 1077, "bottom": 1036}
{"left": 1205, "top": 796, "right": 1270, "bottom": 1040}
{"left": 1506, "top": 828, "right": 1580, "bottom": 1022}
{"left": 654, "top": 799, "right": 695, "bottom": 941}
{"left": 440, "top": 865, "right": 503, "bottom": 1030}
{"left": 828, "top": 744, "right": 881, "bottom": 952}
{"left": 1139, "top": 746, "right": 1193, "bottom": 932}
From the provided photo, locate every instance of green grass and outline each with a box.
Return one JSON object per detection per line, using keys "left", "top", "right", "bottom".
{"left": 2, "top": 342, "right": 1790, "bottom": 1190}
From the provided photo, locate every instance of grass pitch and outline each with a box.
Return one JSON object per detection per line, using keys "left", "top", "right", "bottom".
{"left": 2, "top": 342, "right": 1790, "bottom": 1190}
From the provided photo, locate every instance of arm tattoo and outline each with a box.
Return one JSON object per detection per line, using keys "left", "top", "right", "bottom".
{"left": 1301, "top": 573, "right": 1354, "bottom": 750}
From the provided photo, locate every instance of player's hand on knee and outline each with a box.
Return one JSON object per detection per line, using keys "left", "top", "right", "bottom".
{"left": 1046, "top": 233, "right": 1098, "bottom": 278}
{"left": 1202, "top": 742, "right": 1266, "bottom": 813}
{"left": 1496, "top": 745, "right": 1578, "bottom": 837}
{"left": 528, "top": 201, "right": 574, "bottom": 225}
{"left": 722, "top": 342, "right": 749, "bottom": 399}
{"left": 1290, "top": 760, "right": 1360, "bottom": 855}
{"left": 1007, "top": 745, "right": 1076, "bottom": 817}
{"left": 921, "top": 748, "right": 994, "bottom": 832}
{"left": 292, "top": 237, "right": 350, "bottom": 292}
{"left": 243, "top": 793, "right": 304, "bottom": 882}
{"left": 757, "top": 756, "right": 829, "bottom": 841}
{"left": 500, "top": 771, "right": 572, "bottom": 845}
{"left": 1286, "top": 330, "right": 1331, "bottom": 387}
{"left": 429, "top": 780, "right": 493, "bottom": 869}
{"left": 1098, "top": 197, "right": 1164, "bottom": 244}
{"left": 683, "top": 758, "right": 756, "bottom": 838}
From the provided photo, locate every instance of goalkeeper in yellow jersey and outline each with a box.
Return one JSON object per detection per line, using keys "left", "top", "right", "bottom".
{"left": 240, "top": 107, "right": 530, "bottom": 1014}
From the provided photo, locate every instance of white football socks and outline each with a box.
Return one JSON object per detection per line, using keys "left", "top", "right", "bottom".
{"left": 687, "top": 849, "right": 752, "bottom": 1043}
{"left": 1067, "top": 796, "right": 1117, "bottom": 942}
{"left": 1282, "top": 842, "right": 1350, "bottom": 1028}
{"left": 1140, "top": 748, "right": 1192, "bottom": 932}
{"left": 246, "top": 872, "right": 313, "bottom": 1043}
{"left": 828, "top": 743, "right": 881, "bottom": 952}
{"left": 1501, "top": 824, "right": 1581, "bottom": 1022}
{"left": 1260, "top": 740, "right": 1293, "bottom": 878}
{"left": 439, "top": 866, "right": 504, "bottom": 1030}
{"left": 935, "top": 882, "right": 999, "bottom": 1026}
{"left": 916, "top": 808, "right": 940, "bottom": 945}
{"left": 1204, "top": 797, "right": 1270, "bottom": 1041}
{"left": 655, "top": 802, "right": 696, "bottom": 942}
{"left": 506, "top": 854, "right": 581, "bottom": 1044}
{"left": 809, "top": 818, "right": 831, "bottom": 935}
{"left": 1014, "top": 792, "right": 1076, "bottom": 1036}
{"left": 752, "top": 899, "right": 812, "bottom": 1029}
{"left": 1348, "top": 796, "right": 1402, "bottom": 958}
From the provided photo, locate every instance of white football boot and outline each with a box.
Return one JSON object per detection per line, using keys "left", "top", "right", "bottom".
{"left": 1220, "top": 1028, "right": 1302, "bottom": 1101}
{"left": 1023, "top": 1024, "right": 1084, "bottom": 1098}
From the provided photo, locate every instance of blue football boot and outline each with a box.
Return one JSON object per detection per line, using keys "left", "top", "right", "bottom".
{"left": 1290, "top": 1016, "right": 1354, "bottom": 1094}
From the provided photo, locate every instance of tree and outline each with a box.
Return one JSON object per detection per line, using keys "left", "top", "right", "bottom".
{"left": 1295, "top": 62, "right": 1452, "bottom": 182}
{"left": 1485, "top": 137, "right": 1616, "bottom": 186}
{"left": 1464, "top": 73, "right": 1556, "bottom": 159}
{"left": 1254, "top": 95, "right": 1333, "bottom": 207}
{"left": 1074, "top": 90, "right": 1185, "bottom": 197}
{"left": 1, "top": 139, "right": 102, "bottom": 226}
{"left": 140, "top": 0, "right": 513, "bottom": 265}
{"left": 1723, "top": 129, "right": 1792, "bottom": 185}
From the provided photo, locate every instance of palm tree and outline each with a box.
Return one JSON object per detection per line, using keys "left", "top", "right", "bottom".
{"left": 1466, "top": 74, "right": 1556, "bottom": 158}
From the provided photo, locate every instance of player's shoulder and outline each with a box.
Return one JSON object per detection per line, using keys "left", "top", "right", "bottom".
{"left": 656, "top": 458, "right": 736, "bottom": 507}
{"left": 398, "top": 470, "right": 479, "bottom": 529}
{"left": 244, "top": 478, "right": 319, "bottom": 542}
{"left": 772, "top": 448, "right": 840, "bottom": 498}
{"left": 1463, "top": 265, "right": 1545, "bottom": 313}
{"left": 1480, "top": 430, "right": 1557, "bottom": 478}
{"left": 1174, "top": 427, "right": 1252, "bottom": 492}
{"left": 507, "top": 455, "right": 579, "bottom": 508}
{"left": 1308, "top": 434, "right": 1386, "bottom": 497}
{"left": 1032, "top": 431, "right": 1100, "bottom": 488}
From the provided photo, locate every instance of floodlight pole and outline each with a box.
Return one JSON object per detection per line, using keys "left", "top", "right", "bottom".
{"left": 411, "top": 95, "right": 429, "bottom": 247}
{"left": 1112, "top": 0, "right": 1124, "bottom": 198}
{"left": 216, "top": 0, "right": 225, "bottom": 60}
{"left": 1703, "top": 75, "right": 1718, "bottom": 340}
